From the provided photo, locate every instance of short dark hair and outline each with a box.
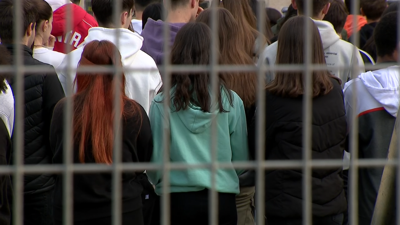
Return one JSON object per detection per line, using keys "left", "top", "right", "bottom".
{"left": 266, "top": 8, "right": 283, "bottom": 27}
{"left": 323, "top": 0, "right": 348, "bottom": 34}
{"left": 169, "top": 22, "right": 232, "bottom": 112}
{"left": 91, "top": 0, "right": 134, "bottom": 25}
{"left": 0, "top": 0, "right": 37, "bottom": 44}
{"left": 142, "top": 3, "right": 163, "bottom": 30}
{"left": 0, "top": 44, "right": 11, "bottom": 93}
{"left": 170, "top": 0, "right": 190, "bottom": 9}
{"left": 360, "top": 0, "right": 387, "bottom": 20}
{"left": 295, "top": 0, "right": 330, "bottom": 17}
{"left": 345, "top": 0, "right": 360, "bottom": 14}
{"left": 28, "top": 0, "right": 52, "bottom": 32}
{"left": 374, "top": 12, "right": 398, "bottom": 58}
{"left": 135, "top": 0, "right": 160, "bottom": 11}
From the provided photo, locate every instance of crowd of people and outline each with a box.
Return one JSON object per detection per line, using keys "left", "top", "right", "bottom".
{"left": 0, "top": 0, "right": 398, "bottom": 224}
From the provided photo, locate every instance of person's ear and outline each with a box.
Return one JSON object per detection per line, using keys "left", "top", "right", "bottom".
{"left": 26, "top": 22, "right": 35, "bottom": 37}
{"left": 322, "top": 3, "right": 330, "bottom": 15}
{"left": 120, "top": 11, "right": 128, "bottom": 26}
{"left": 360, "top": 8, "right": 365, "bottom": 16}
{"left": 43, "top": 20, "right": 49, "bottom": 33}
{"left": 291, "top": 0, "right": 298, "bottom": 10}
{"left": 190, "top": 0, "right": 196, "bottom": 8}
{"left": 196, "top": 7, "right": 204, "bottom": 17}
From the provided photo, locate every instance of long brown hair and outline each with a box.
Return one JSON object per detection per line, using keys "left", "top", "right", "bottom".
{"left": 249, "top": 0, "right": 274, "bottom": 41}
{"left": 221, "top": 0, "right": 267, "bottom": 58}
{"left": 266, "top": 16, "right": 337, "bottom": 98}
{"left": 170, "top": 22, "right": 232, "bottom": 112}
{"left": 196, "top": 8, "right": 259, "bottom": 108}
{"left": 73, "top": 40, "right": 139, "bottom": 164}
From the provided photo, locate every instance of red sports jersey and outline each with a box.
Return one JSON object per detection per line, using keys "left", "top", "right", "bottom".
{"left": 51, "top": 4, "right": 98, "bottom": 53}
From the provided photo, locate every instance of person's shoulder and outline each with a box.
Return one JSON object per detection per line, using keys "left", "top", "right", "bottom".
{"left": 52, "top": 98, "right": 67, "bottom": 116}
{"left": 133, "top": 50, "right": 158, "bottom": 69}
{"left": 59, "top": 47, "right": 84, "bottom": 67}
{"left": 152, "top": 93, "right": 164, "bottom": 104}
{"left": 334, "top": 39, "right": 359, "bottom": 54}
{"left": 125, "top": 99, "right": 147, "bottom": 116}
{"left": 225, "top": 90, "right": 244, "bottom": 110}
{"left": 260, "top": 41, "right": 278, "bottom": 63}
{"left": 330, "top": 76, "right": 345, "bottom": 91}
{"left": 27, "top": 57, "right": 57, "bottom": 77}
{"left": 343, "top": 76, "right": 363, "bottom": 94}
{"left": 265, "top": 41, "right": 278, "bottom": 53}
{"left": 81, "top": 10, "right": 98, "bottom": 27}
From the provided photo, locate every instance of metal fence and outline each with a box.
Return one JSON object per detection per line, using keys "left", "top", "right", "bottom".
{"left": 1, "top": 0, "right": 400, "bottom": 224}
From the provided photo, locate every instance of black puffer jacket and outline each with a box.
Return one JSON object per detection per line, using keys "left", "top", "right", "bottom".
{"left": 6, "top": 45, "right": 65, "bottom": 194}
{"left": 249, "top": 78, "right": 347, "bottom": 218}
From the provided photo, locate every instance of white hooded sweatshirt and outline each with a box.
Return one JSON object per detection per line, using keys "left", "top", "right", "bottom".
{"left": 261, "top": 19, "right": 365, "bottom": 84}
{"left": 343, "top": 66, "right": 399, "bottom": 224}
{"left": 57, "top": 27, "right": 162, "bottom": 114}
{"left": 0, "top": 81, "right": 14, "bottom": 137}
{"left": 344, "top": 66, "right": 400, "bottom": 119}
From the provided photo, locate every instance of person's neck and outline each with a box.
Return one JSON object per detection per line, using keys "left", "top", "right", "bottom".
{"left": 135, "top": 11, "right": 143, "bottom": 20}
{"left": 298, "top": 12, "right": 324, "bottom": 20}
{"left": 166, "top": 9, "right": 191, "bottom": 23}
{"left": 377, "top": 55, "right": 397, "bottom": 64}
{"left": 33, "top": 36, "right": 44, "bottom": 47}
{"left": 367, "top": 18, "right": 379, "bottom": 24}
{"left": 311, "top": 14, "right": 324, "bottom": 20}
{"left": 21, "top": 37, "right": 30, "bottom": 48}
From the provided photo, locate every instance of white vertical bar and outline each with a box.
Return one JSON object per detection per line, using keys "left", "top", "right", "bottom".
{"left": 302, "top": 1, "right": 313, "bottom": 225}
{"left": 209, "top": 1, "right": 219, "bottom": 225}
{"left": 112, "top": 0, "right": 123, "bottom": 224}
{"left": 161, "top": 0, "right": 172, "bottom": 224}
{"left": 349, "top": 0, "right": 361, "bottom": 224}
{"left": 256, "top": 1, "right": 267, "bottom": 224}
{"left": 63, "top": 1, "right": 74, "bottom": 224}
{"left": 12, "top": 0, "right": 24, "bottom": 224}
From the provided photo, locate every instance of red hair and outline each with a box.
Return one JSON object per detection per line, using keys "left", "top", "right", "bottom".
{"left": 73, "top": 40, "right": 138, "bottom": 164}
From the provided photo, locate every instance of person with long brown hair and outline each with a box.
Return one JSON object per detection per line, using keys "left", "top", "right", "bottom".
{"left": 196, "top": 8, "right": 259, "bottom": 225}
{"left": 148, "top": 22, "right": 248, "bottom": 225}
{"left": 263, "top": 0, "right": 365, "bottom": 85}
{"left": 249, "top": 16, "right": 347, "bottom": 225}
{"left": 249, "top": 0, "right": 274, "bottom": 41}
{"left": 50, "top": 40, "right": 153, "bottom": 225}
{"left": 220, "top": 0, "right": 268, "bottom": 60}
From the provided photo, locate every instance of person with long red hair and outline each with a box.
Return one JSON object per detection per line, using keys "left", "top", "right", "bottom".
{"left": 50, "top": 40, "right": 153, "bottom": 225}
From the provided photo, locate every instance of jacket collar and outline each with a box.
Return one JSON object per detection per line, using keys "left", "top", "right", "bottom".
{"left": 4, "top": 44, "right": 33, "bottom": 56}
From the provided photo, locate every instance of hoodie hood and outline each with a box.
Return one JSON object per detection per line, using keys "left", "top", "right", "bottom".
{"left": 344, "top": 15, "right": 367, "bottom": 38}
{"left": 45, "top": 0, "right": 71, "bottom": 11}
{"left": 359, "top": 66, "right": 400, "bottom": 117}
{"left": 169, "top": 87, "right": 231, "bottom": 134}
{"left": 83, "top": 27, "right": 143, "bottom": 60}
{"left": 141, "top": 19, "right": 186, "bottom": 65}
{"left": 313, "top": 20, "right": 341, "bottom": 50}
{"left": 176, "top": 104, "right": 217, "bottom": 134}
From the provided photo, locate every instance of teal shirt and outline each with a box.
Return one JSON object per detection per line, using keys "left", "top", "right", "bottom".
{"left": 148, "top": 89, "right": 249, "bottom": 195}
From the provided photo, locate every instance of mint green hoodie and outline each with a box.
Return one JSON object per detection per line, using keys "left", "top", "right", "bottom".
{"left": 148, "top": 88, "right": 249, "bottom": 195}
